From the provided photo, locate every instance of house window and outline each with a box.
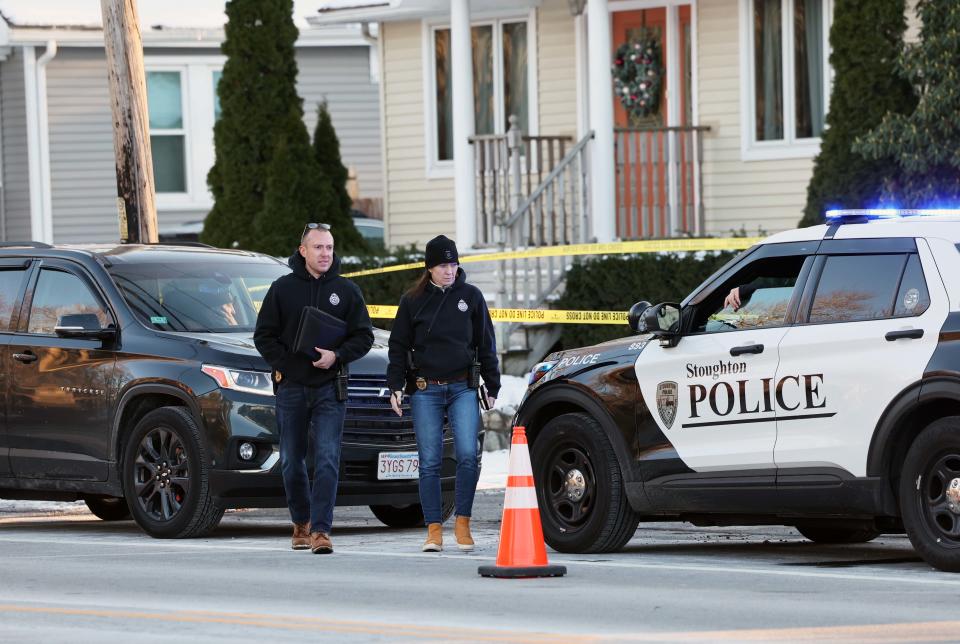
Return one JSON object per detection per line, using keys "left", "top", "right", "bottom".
{"left": 433, "top": 19, "right": 530, "bottom": 163}
{"left": 745, "top": 0, "right": 828, "bottom": 156}
{"left": 213, "top": 70, "right": 223, "bottom": 121}
{"left": 145, "top": 60, "right": 225, "bottom": 209}
{"left": 146, "top": 71, "right": 187, "bottom": 193}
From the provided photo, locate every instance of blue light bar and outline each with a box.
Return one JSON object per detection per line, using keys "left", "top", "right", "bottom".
{"left": 825, "top": 208, "right": 960, "bottom": 223}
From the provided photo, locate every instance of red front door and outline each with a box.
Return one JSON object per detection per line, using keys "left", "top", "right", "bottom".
{"left": 612, "top": 7, "right": 693, "bottom": 238}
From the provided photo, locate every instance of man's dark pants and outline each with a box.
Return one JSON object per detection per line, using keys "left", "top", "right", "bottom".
{"left": 275, "top": 381, "right": 346, "bottom": 533}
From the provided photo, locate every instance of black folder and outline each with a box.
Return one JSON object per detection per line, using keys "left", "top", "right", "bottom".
{"left": 293, "top": 306, "right": 347, "bottom": 358}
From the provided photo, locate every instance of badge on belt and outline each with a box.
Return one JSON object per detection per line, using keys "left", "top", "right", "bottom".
{"left": 416, "top": 377, "right": 427, "bottom": 391}
{"left": 274, "top": 370, "right": 283, "bottom": 383}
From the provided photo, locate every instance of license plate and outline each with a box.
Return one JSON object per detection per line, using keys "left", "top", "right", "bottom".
{"left": 377, "top": 451, "right": 419, "bottom": 480}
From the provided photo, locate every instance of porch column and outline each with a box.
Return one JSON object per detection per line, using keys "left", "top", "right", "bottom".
{"left": 451, "top": 0, "right": 477, "bottom": 248}
{"left": 587, "top": 0, "right": 615, "bottom": 242}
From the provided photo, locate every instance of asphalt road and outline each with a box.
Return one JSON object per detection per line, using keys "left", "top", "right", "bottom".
{"left": 2, "top": 490, "right": 960, "bottom": 643}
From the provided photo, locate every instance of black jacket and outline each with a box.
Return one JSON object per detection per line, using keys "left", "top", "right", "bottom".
{"left": 387, "top": 268, "right": 501, "bottom": 397}
{"left": 254, "top": 252, "right": 374, "bottom": 387}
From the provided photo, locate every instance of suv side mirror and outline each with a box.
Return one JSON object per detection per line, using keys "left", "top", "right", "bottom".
{"left": 55, "top": 314, "right": 117, "bottom": 341}
{"left": 640, "top": 302, "right": 681, "bottom": 347}
{"left": 627, "top": 301, "right": 652, "bottom": 333}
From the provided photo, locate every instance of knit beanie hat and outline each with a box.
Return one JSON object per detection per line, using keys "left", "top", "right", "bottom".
{"left": 425, "top": 234, "right": 459, "bottom": 268}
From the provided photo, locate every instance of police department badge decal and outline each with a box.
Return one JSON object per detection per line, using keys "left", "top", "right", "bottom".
{"left": 656, "top": 381, "right": 678, "bottom": 429}
{"left": 329, "top": 293, "right": 340, "bottom": 306}
{"left": 457, "top": 299, "right": 468, "bottom": 312}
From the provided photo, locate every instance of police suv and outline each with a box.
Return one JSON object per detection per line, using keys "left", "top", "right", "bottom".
{"left": 517, "top": 209, "right": 960, "bottom": 572}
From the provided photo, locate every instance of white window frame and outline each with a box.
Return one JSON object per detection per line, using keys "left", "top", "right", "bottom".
{"left": 738, "top": 0, "right": 833, "bottom": 161}
{"left": 145, "top": 56, "right": 226, "bottom": 210}
{"left": 421, "top": 9, "right": 539, "bottom": 180}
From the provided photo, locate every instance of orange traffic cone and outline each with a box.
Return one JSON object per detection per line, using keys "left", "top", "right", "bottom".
{"left": 478, "top": 426, "right": 566, "bottom": 578}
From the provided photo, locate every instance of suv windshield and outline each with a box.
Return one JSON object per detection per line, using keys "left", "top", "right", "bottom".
{"left": 108, "top": 261, "right": 289, "bottom": 332}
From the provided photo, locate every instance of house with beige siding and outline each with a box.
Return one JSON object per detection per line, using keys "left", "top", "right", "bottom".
{"left": 0, "top": 0, "right": 382, "bottom": 244}
{"left": 311, "top": 0, "right": 920, "bottom": 253}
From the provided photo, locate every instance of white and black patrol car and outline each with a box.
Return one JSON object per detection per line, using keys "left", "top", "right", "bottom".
{"left": 516, "top": 209, "right": 960, "bottom": 572}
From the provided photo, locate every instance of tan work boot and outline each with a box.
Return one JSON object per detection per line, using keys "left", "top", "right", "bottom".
{"left": 311, "top": 531, "right": 333, "bottom": 554}
{"left": 454, "top": 516, "right": 474, "bottom": 551}
{"left": 291, "top": 522, "right": 311, "bottom": 550}
{"left": 422, "top": 522, "right": 443, "bottom": 552}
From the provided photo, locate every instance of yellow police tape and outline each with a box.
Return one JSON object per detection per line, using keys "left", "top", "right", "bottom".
{"left": 342, "top": 237, "right": 763, "bottom": 278}
{"left": 367, "top": 304, "right": 628, "bottom": 325}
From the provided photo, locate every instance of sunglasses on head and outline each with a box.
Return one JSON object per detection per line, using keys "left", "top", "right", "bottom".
{"left": 301, "top": 222, "right": 332, "bottom": 238}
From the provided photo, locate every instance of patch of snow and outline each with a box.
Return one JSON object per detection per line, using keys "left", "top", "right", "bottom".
{"left": 478, "top": 449, "right": 508, "bottom": 490}
{"left": 490, "top": 374, "right": 529, "bottom": 416}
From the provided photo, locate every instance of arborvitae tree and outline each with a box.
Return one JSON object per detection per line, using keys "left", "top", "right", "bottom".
{"left": 310, "top": 101, "right": 367, "bottom": 253}
{"left": 313, "top": 101, "right": 352, "bottom": 217}
{"left": 254, "top": 114, "right": 341, "bottom": 257}
{"left": 855, "top": 0, "right": 960, "bottom": 205}
{"left": 201, "top": 0, "right": 302, "bottom": 249}
{"left": 799, "top": 0, "right": 915, "bottom": 227}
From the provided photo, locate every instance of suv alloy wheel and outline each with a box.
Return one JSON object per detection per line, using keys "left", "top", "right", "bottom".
{"left": 123, "top": 407, "right": 224, "bottom": 538}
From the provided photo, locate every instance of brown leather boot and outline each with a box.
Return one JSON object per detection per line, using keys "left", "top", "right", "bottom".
{"left": 454, "top": 516, "right": 474, "bottom": 551}
{"left": 291, "top": 522, "right": 311, "bottom": 550}
{"left": 422, "top": 522, "right": 443, "bottom": 552}
{"left": 310, "top": 531, "right": 333, "bottom": 554}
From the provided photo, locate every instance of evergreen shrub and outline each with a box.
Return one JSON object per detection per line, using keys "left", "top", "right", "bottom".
{"left": 800, "top": 0, "right": 915, "bottom": 227}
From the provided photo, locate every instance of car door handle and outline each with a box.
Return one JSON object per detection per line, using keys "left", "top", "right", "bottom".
{"left": 885, "top": 329, "right": 924, "bottom": 341}
{"left": 13, "top": 352, "right": 38, "bottom": 364}
{"left": 730, "top": 343, "right": 764, "bottom": 356}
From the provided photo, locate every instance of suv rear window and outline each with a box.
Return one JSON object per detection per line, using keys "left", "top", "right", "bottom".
{"left": 108, "top": 261, "right": 289, "bottom": 332}
{"left": 0, "top": 268, "right": 26, "bottom": 331}
{"left": 809, "top": 254, "right": 928, "bottom": 323}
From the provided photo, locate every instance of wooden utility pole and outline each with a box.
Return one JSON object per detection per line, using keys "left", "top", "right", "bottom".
{"left": 101, "top": 0, "right": 158, "bottom": 244}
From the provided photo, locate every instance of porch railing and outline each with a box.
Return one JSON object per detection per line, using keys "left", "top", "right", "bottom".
{"left": 614, "top": 125, "right": 709, "bottom": 238}
{"left": 470, "top": 116, "right": 574, "bottom": 248}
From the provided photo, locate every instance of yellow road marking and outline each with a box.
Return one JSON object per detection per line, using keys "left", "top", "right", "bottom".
{"left": 602, "top": 621, "right": 960, "bottom": 642}
{"left": 2, "top": 604, "right": 957, "bottom": 643}
{"left": 0, "top": 604, "right": 591, "bottom": 643}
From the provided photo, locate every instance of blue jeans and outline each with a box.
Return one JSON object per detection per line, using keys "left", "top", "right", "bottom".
{"left": 411, "top": 381, "right": 481, "bottom": 524}
{"left": 275, "top": 381, "right": 346, "bottom": 533}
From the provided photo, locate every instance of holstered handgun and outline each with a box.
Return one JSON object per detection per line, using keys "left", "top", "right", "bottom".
{"left": 403, "top": 350, "right": 419, "bottom": 395}
{"left": 467, "top": 348, "right": 481, "bottom": 389}
{"left": 335, "top": 363, "right": 349, "bottom": 402}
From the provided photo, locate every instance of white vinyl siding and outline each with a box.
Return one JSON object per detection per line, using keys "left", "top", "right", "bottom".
{"left": 382, "top": 20, "right": 456, "bottom": 247}
{"left": 537, "top": 0, "right": 577, "bottom": 138}
{"left": 698, "top": 0, "right": 815, "bottom": 235}
{"left": 8, "top": 45, "right": 380, "bottom": 245}
{"left": 0, "top": 48, "right": 32, "bottom": 242}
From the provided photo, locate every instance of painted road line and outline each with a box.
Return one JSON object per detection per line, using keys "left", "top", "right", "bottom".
{"left": 0, "top": 603, "right": 583, "bottom": 643}
{"left": 597, "top": 621, "right": 960, "bottom": 642}
{"left": 0, "top": 534, "right": 953, "bottom": 587}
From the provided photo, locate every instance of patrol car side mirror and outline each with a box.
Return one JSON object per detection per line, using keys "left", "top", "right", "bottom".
{"left": 627, "top": 301, "right": 652, "bottom": 333}
{"left": 55, "top": 314, "right": 117, "bottom": 341}
{"left": 640, "top": 302, "right": 681, "bottom": 347}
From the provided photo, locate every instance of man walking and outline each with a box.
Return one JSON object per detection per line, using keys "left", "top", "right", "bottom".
{"left": 254, "top": 223, "right": 374, "bottom": 554}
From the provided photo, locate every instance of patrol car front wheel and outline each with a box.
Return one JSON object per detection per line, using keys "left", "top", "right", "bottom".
{"left": 531, "top": 413, "right": 640, "bottom": 553}
{"left": 900, "top": 417, "right": 960, "bottom": 572}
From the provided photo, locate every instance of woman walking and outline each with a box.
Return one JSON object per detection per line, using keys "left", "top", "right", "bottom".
{"left": 387, "top": 235, "right": 500, "bottom": 551}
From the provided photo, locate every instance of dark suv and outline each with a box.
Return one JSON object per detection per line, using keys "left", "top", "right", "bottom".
{"left": 0, "top": 242, "right": 456, "bottom": 538}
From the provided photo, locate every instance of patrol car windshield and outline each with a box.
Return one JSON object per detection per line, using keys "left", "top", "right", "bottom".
{"left": 108, "top": 262, "right": 290, "bottom": 333}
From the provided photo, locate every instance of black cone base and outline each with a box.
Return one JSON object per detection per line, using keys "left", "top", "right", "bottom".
{"left": 478, "top": 564, "right": 567, "bottom": 578}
